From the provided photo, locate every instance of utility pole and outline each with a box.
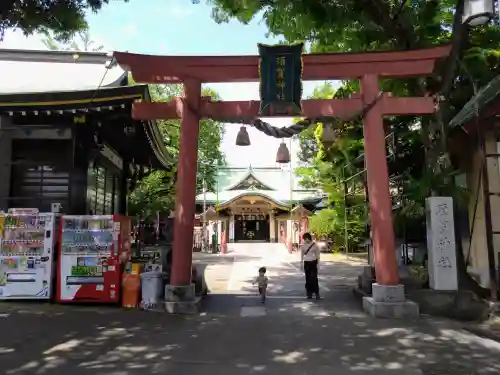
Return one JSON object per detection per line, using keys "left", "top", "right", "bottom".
{"left": 202, "top": 178, "right": 207, "bottom": 252}
{"left": 289, "top": 136, "right": 294, "bottom": 252}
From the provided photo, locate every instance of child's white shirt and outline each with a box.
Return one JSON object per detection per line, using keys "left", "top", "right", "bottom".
{"left": 254, "top": 275, "right": 268, "bottom": 288}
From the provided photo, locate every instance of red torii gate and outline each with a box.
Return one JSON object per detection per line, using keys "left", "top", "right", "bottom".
{"left": 114, "top": 45, "right": 451, "bottom": 315}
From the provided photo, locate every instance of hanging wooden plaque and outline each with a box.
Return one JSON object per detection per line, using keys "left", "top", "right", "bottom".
{"left": 258, "top": 43, "right": 304, "bottom": 116}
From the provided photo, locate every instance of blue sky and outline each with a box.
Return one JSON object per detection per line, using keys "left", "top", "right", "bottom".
{"left": 87, "top": 0, "right": 280, "bottom": 56}
{"left": 1, "top": 0, "right": 337, "bottom": 167}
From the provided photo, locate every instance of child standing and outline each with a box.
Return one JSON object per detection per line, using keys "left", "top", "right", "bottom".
{"left": 253, "top": 267, "right": 268, "bottom": 303}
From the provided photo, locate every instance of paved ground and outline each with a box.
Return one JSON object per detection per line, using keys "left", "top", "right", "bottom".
{"left": 1, "top": 243, "right": 500, "bottom": 374}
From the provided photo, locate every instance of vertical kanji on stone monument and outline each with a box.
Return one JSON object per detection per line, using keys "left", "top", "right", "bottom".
{"left": 258, "top": 43, "right": 303, "bottom": 116}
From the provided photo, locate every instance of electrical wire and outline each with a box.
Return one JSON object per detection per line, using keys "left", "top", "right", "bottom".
{"left": 87, "top": 57, "right": 114, "bottom": 105}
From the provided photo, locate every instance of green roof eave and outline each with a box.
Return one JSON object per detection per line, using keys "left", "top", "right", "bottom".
{"left": 218, "top": 191, "right": 288, "bottom": 208}
{"left": 226, "top": 169, "right": 275, "bottom": 191}
{"left": 195, "top": 192, "right": 323, "bottom": 206}
{"left": 448, "top": 74, "right": 500, "bottom": 129}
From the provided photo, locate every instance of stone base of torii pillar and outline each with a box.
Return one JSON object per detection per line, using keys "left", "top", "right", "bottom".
{"left": 362, "top": 283, "right": 419, "bottom": 318}
{"left": 164, "top": 284, "right": 201, "bottom": 314}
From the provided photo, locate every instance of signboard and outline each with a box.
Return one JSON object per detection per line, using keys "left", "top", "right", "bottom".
{"left": 101, "top": 144, "right": 123, "bottom": 170}
{"left": 71, "top": 265, "right": 102, "bottom": 276}
{"left": 425, "top": 197, "right": 458, "bottom": 291}
{"left": 258, "top": 43, "right": 304, "bottom": 116}
{"left": 7, "top": 208, "right": 39, "bottom": 214}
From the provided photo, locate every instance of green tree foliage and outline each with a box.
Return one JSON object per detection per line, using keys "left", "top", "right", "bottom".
{"left": 206, "top": 0, "right": 500, "bottom": 160}
{"left": 297, "top": 83, "right": 368, "bottom": 249}
{"left": 0, "top": 0, "right": 128, "bottom": 41}
{"left": 128, "top": 84, "right": 226, "bottom": 218}
{"left": 308, "top": 209, "right": 337, "bottom": 239}
{"left": 128, "top": 170, "right": 176, "bottom": 219}
{"left": 308, "top": 190, "right": 367, "bottom": 250}
{"left": 41, "top": 30, "right": 104, "bottom": 51}
{"left": 204, "top": 0, "right": 500, "bottom": 224}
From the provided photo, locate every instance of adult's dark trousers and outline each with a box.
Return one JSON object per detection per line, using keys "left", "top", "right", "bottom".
{"left": 303, "top": 259, "right": 319, "bottom": 297}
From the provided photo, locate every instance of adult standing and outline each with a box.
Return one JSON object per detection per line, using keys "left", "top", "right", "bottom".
{"left": 300, "top": 232, "right": 321, "bottom": 300}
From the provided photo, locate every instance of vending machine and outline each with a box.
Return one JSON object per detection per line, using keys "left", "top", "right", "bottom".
{"left": 57, "top": 215, "right": 131, "bottom": 303}
{"left": 0, "top": 209, "right": 56, "bottom": 300}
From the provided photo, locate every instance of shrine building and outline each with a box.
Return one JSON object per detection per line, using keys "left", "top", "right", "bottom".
{"left": 195, "top": 166, "right": 324, "bottom": 245}
{"left": 0, "top": 49, "right": 171, "bottom": 214}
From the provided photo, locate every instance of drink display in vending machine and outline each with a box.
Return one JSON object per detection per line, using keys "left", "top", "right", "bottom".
{"left": 0, "top": 209, "right": 56, "bottom": 299}
{"left": 57, "top": 215, "right": 131, "bottom": 303}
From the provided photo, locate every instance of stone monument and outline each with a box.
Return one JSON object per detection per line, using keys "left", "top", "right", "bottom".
{"left": 425, "top": 197, "right": 458, "bottom": 291}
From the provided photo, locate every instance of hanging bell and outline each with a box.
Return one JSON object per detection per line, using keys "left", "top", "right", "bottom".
{"left": 235, "top": 126, "right": 251, "bottom": 146}
{"left": 321, "top": 123, "right": 336, "bottom": 148}
{"left": 276, "top": 141, "right": 291, "bottom": 164}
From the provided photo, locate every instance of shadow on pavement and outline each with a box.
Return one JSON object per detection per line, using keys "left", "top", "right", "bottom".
{"left": 0, "top": 303, "right": 499, "bottom": 375}
{"left": 2, "top": 250, "right": 497, "bottom": 374}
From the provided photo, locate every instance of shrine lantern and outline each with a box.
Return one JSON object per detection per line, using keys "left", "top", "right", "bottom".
{"left": 258, "top": 43, "right": 304, "bottom": 116}
{"left": 462, "top": 0, "right": 494, "bottom": 26}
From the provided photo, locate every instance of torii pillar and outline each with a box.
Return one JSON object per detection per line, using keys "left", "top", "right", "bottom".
{"left": 360, "top": 74, "right": 416, "bottom": 317}
{"left": 361, "top": 74, "right": 399, "bottom": 286}
{"left": 167, "top": 79, "right": 202, "bottom": 313}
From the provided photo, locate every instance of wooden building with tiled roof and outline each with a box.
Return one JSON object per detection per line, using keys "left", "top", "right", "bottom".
{"left": 0, "top": 48, "right": 171, "bottom": 214}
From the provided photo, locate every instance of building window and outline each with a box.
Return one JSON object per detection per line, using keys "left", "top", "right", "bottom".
{"left": 96, "top": 166, "right": 105, "bottom": 214}
{"left": 86, "top": 162, "right": 121, "bottom": 215}
{"left": 113, "top": 175, "right": 121, "bottom": 214}
{"left": 86, "top": 165, "right": 97, "bottom": 214}
{"left": 11, "top": 164, "right": 69, "bottom": 211}
{"left": 9, "top": 139, "right": 70, "bottom": 212}
{"left": 104, "top": 169, "right": 113, "bottom": 214}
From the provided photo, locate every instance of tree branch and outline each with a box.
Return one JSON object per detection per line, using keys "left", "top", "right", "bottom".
{"left": 440, "top": 0, "right": 466, "bottom": 96}
{"left": 392, "top": 0, "right": 409, "bottom": 21}
{"left": 358, "top": 0, "right": 415, "bottom": 49}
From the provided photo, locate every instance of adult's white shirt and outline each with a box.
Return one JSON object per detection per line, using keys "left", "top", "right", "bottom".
{"left": 300, "top": 240, "right": 321, "bottom": 262}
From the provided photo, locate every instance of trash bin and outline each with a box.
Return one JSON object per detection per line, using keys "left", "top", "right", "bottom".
{"left": 140, "top": 271, "right": 163, "bottom": 309}
{"left": 122, "top": 263, "right": 141, "bottom": 308}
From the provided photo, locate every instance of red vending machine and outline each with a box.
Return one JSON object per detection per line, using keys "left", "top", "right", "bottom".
{"left": 56, "top": 215, "right": 131, "bottom": 303}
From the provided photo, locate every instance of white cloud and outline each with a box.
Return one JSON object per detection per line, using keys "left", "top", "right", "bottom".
{"left": 170, "top": 5, "right": 194, "bottom": 18}
{"left": 158, "top": 42, "right": 168, "bottom": 53}
{"left": 0, "top": 28, "right": 114, "bottom": 53}
{"left": 91, "top": 35, "right": 113, "bottom": 52}
{"left": 121, "top": 23, "right": 137, "bottom": 37}
{"left": 0, "top": 29, "right": 46, "bottom": 50}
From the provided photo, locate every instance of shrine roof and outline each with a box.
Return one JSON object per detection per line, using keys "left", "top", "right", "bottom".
{"left": 0, "top": 49, "right": 127, "bottom": 93}
{"left": 449, "top": 74, "right": 500, "bottom": 129}
{"left": 0, "top": 84, "right": 143, "bottom": 111}
{"left": 217, "top": 166, "right": 307, "bottom": 191}
{"left": 195, "top": 190, "right": 322, "bottom": 207}
{"left": 0, "top": 49, "right": 172, "bottom": 169}
{"left": 195, "top": 166, "right": 323, "bottom": 206}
